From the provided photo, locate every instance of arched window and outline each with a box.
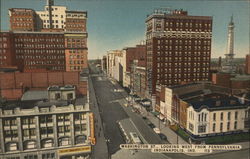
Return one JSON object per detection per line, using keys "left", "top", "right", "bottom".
{"left": 23, "top": 140, "right": 36, "bottom": 150}
{"left": 58, "top": 137, "right": 70, "bottom": 146}
{"left": 5, "top": 142, "right": 18, "bottom": 151}
{"left": 75, "top": 135, "right": 87, "bottom": 145}
{"left": 41, "top": 139, "right": 53, "bottom": 148}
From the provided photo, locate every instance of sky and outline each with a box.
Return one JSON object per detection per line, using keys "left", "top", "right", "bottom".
{"left": 1, "top": 0, "right": 249, "bottom": 59}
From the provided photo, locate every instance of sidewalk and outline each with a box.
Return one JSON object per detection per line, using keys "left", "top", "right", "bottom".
{"left": 88, "top": 75, "right": 109, "bottom": 159}
{"left": 138, "top": 104, "right": 250, "bottom": 156}
{"left": 109, "top": 77, "right": 250, "bottom": 157}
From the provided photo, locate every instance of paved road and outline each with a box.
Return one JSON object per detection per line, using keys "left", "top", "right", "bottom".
{"left": 89, "top": 63, "right": 250, "bottom": 159}
{"left": 90, "top": 65, "right": 128, "bottom": 155}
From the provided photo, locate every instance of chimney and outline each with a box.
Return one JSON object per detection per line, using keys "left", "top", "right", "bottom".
{"left": 215, "top": 100, "right": 221, "bottom": 106}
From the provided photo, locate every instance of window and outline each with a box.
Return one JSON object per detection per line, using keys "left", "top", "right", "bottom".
{"left": 227, "top": 122, "right": 230, "bottom": 130}
{"left": 55, "top": 93, "right": 61, "bottom": 100}
{"left": 220, "top": 123, "right": 223, "bottom": 131}
{"left": 41, "top": 139, "right": 53, "bottom": 148}
{"left": 198, "top": 125, "right": 206, "bottom": 133}
{"left": 40, "top": 115, "right": 52, "bottom": 123}
{"left": 228, "top": 112, "right": 231, "bottom": 120}
{"left": 213, "top": 123, "right": 216, "bottom": 132}
{"left": 213, "top": 113, "right": 216, "bottom": 121}
{"left": 58, "top": 137, "right": 70, "bottom": 146}
{"left": 234, "top": 121, "right": 237, "bottom": 129}
{"left": 220, "top": 112, "right": 223, "bottom": 121}
{"left": 189, "top": 123, "right": 193, "bottom": 131}
{"left": 235, "top": 111, "right": 238, "bottom": 120}
{"left": 6, "top": 142, "right": 18, "bottom": 151}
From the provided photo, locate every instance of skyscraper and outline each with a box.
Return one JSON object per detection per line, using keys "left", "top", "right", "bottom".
{"left": 146, "top": 8, "right": 212, "bottom": 95}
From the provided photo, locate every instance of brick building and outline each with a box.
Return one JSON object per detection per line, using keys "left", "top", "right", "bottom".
{"left": 65, "top": 11, "right": 87, "bottom": 32}
{"left": 212, "top": 73, "right": 250, "bottom": 94}
{"left": 9, "top": 8, "right": 37, "bottom": 31}
{"left": 246, "top": 54, "right": 250, "bottom": 74}
{"left": 146, "top": 9, "right": 212, "bottom": 95}
{"left": 14, "top": 32, "right": 65, "bottom": 72}
{"left": 6, "top": 1, "right": 88, "bottom": 72}
{"left": 122, "top": 45, "right": 146, "bottom": 88}
{"left": 0, "top": 32, "right": 15, "bottom": 68}
{"left": 65, "top": 33, "right": 88, "bottom": 71}
{"left": 0, "top": 71, "right": 88, "bottom": 100}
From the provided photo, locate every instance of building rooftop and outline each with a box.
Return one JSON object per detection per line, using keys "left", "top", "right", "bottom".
{"left": 0, "top": 95, "right": 87, "bottom": 110}
{"left": 21, "top": 90, "right": 48, "bottom": 101}
{"left": 186, "top": 94, "right": 249, "bottom": 111}
{"left": 168, "top": 82, "right": 200, "bottom": 89}
{"left": 48, "top": 85, "right": 75, "bottom": 91}
{"left": 231, "top": 75, "right": 250, "bottom": 81}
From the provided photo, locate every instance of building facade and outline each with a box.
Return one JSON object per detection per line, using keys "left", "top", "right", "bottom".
{"left": 9, "top": 8, "right": 37, "bottom": 31}
{"left": 0, "top": 32, "right": 15, "bottom": 68}
{"left": 0, "top": 86, "right": 93, "bottom": 159}
{"left": 186, "top": 98, "right": 250, "bottom": 138}
{"left": 122, "top": 45, "right": 146, "bottom": 88}
{"left": 65, "top": 33, "right": 88, "bottom": 71}
{"left": 106, "top": 50, "right": 123, "bottom": 79}
{"left": 13, "top": 31, "right": 65, "bottom": 72}
{"left": 246, "top": 54, "right": 250, "bottom": 74}
{"left": 6, "top": 0, "right": 88, "bottom": 72}
{"left": 146, "top": 9, "right": 212, "bottom": 95}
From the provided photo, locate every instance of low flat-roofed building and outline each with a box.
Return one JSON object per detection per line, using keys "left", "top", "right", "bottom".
{"left": 0, "top": 85, "right": 93, "bottom": 159}
{"left": 186, "top": 93, "right": 250, "bottom": 139}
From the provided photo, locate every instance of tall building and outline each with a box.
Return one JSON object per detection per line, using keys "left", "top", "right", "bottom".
{"left": 122, "top": 45, "right": 146, "bottom": 88}
{"left": 106, "top": 50, "right": 123, "bottom": 78}
{"left": 0, "top": 31, "right": 65, "bottom": 72}
{"left": 0, "top": 32, "right": 16, "bottom": 68}
{"left": 65, "top": 33, "right": 88, "bottom": 72}
{"left": 0, "top": 85, "right": 93, "bottom": 159}
{"left": 222, "top": 16, "right": 236, "bottom": 73}
{"left": 246, "top": 54, "right": 250, "bottom": 74}
{"left": 4, "top": 0, "right": 88, "bottom": 72}
{"left": 146, "top": 9, "right": 212, "bottom": 95}
{"left": 9, "top": 8, "right": 37, "bottom": 31}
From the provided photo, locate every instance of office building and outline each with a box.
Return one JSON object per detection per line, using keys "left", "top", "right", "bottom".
{"left": 9, "top": 8, "right": 37, "bottom": 31}
{"left": 146, "top": 9, "right": 212, "bottom": 95}
{"left": 0, "top": 85, "right": 93, "bottom": 159}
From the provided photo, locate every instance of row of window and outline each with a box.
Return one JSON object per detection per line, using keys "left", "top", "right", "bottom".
{"left": 212, "top": 122, "right": 238, "bottom": 132}
{"left": 213, "top": 112, "right": 238, "bottom": 121}
{"left": 40, "top": 13, "right": 63, "bottom": 18}
{"left": 156, "top": 78, "right": 208, "bottom": 84}
{"left": 15, "top": 37, "right": 64, "bottom": 42}
{"left": 69, "top": 60, "right": 85, "bottom": 64}
{"left": 5, "top": 135, "right": 86, "bottom": 152}
{"left": 157, "top": 45, "right": 211, "bottom": 51}
{"left": 16, "top": 49, "right": 64, "bottom": 54}
{"left": 157, "top": 51, "right": 210, "bottom": 56}
{"left": 12, "top": 18, "right": 33, "bottom": 21}
{"left": 70, "top": 66, "right": 83, "bottom": 71}
{"left": 15, "top": 44, "right": 64, "bottom": 48}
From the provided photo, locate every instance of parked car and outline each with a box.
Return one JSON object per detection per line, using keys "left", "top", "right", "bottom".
{"left": 142, "top": 116, "right": 147, "bottom": 120}
{"left": 158, "top": 133, "right": 167, "bottom": 141}
{"left": 148, "top": 123, "right": 156, "bottom": 129}
{"left": 153, "top": 128, "right": 160, "bottom": 134}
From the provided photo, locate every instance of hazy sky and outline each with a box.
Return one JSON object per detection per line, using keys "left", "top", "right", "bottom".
{"left": 1, "top": 0, "right": 249, "bottom": 59}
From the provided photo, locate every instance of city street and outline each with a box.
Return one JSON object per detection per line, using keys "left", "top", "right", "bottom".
{"left": 89, "top": 63, "right": 250, "bottom": 159}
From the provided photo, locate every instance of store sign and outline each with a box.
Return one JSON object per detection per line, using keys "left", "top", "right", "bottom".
{"left": 58, "top": 146, "right": 91, "bottom": 155}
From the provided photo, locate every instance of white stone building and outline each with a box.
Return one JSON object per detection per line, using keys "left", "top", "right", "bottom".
{"left": 0, "top": 85, "right": 93, "bottom": 159}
